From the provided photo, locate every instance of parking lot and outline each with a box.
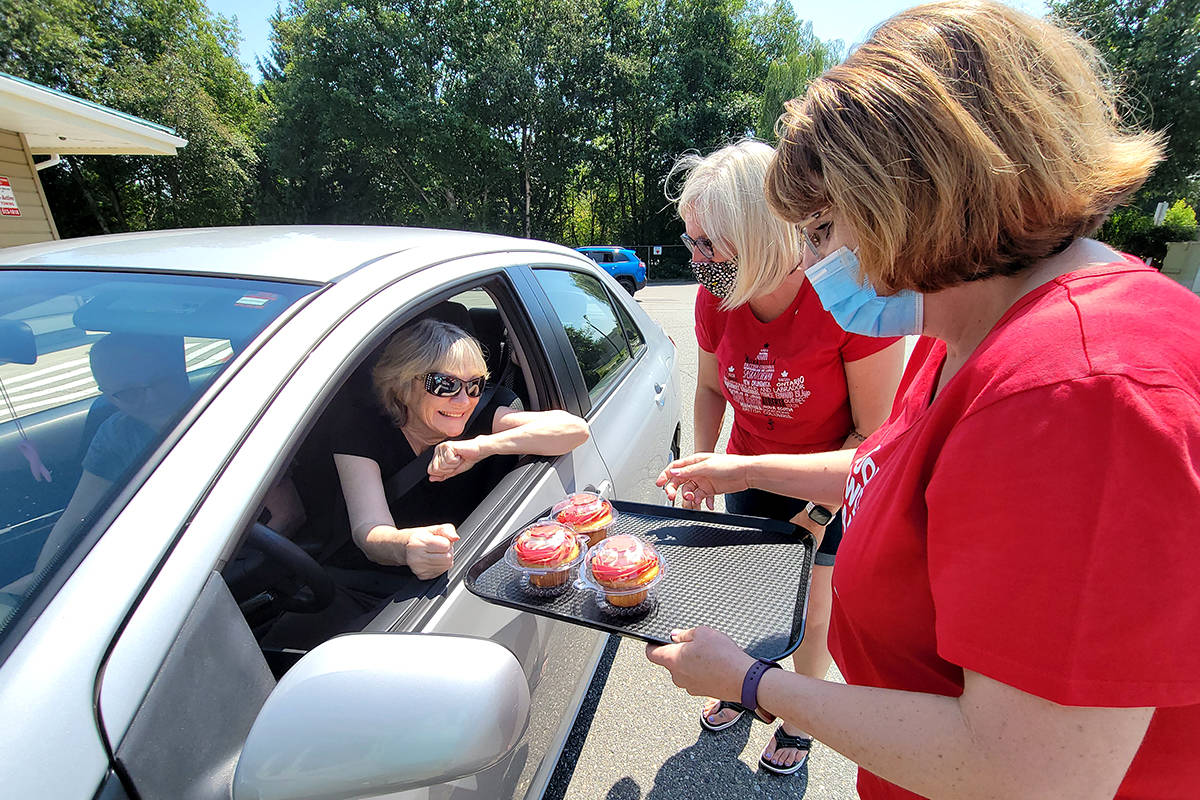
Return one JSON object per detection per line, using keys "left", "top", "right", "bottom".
{"left": 547, "top": 282, "right": 860, "bottom": 800}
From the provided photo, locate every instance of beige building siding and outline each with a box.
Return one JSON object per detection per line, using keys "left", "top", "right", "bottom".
{"left": 0, "top": 128, "right": 58, "bottom": 248}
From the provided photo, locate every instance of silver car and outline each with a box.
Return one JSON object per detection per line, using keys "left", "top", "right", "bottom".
{"left": 0, "top": 227, "right": 681, "bottom": 800}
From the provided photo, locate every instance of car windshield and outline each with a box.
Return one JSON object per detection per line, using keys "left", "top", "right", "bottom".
{"left": 0, "top": 269, "right": 316, "bottom": 651}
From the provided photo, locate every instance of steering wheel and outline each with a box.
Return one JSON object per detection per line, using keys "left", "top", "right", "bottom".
{"left": 243, "top": 522, "right": 336, "bottom": 614}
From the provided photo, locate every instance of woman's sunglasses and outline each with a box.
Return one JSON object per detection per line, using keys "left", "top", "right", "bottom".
{"left": 423, "top": 372, "right": 486, "bottom": 398}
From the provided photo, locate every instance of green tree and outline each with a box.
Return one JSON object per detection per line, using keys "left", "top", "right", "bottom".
{"left": 0, "top": 0, "right": 262, "bottom": 236}
{"left": 740, "top": 0, "right": 841, "bottom": 141}
{"left": 1049, "top": 0, "right": 1200, "bottom": 203}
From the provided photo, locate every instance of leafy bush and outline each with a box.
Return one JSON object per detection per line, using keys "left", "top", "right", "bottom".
{"left": 1164, "top": 199, "right": 1199, "bottom": 231}
{"left": 1097, "top": 201, "right": 1198, "bottom": 265}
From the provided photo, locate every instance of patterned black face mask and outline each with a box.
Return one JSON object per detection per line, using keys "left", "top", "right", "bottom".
{"left": 691, "top": 258, "right": 739, "bottom": 299}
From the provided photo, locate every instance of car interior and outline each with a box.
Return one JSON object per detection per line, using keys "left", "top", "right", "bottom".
{"left": 220, "top": 281, "right": 551, "bottom": 677}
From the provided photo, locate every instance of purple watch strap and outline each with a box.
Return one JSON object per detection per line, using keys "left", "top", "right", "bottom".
{"left": 740, "top": 658, "right": 781, "bottom": 712}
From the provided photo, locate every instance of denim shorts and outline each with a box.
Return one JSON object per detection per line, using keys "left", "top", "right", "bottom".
{"left": 725, "top": 487, "right": 842, "bottom": 567}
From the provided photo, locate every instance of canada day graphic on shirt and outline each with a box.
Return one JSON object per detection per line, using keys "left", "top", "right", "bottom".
{"left": 842, "top": 444, "right": 882, "bottom": 530}
{"left": 722, "top": 343, "right": 812, "bottom": 431}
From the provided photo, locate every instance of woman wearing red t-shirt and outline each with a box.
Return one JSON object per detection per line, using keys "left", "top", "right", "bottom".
{"left": 649, "top": 3, "right": 1200, "bottom": 798}
{"left": 665, "top": 140, "right": 905, "bottom": 774}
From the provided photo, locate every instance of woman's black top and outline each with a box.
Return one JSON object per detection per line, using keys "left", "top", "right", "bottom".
{"left": 326, "top": 387, "right": 518, "bottom": 569}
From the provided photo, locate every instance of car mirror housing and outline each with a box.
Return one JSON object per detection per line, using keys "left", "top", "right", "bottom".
{"left": 233, "top": 633, "right": 530, "bottom": 800}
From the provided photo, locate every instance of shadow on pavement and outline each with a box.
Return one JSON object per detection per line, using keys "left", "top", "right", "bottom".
{"left": 640, "top": 716, "right": 810, "bottom": 800}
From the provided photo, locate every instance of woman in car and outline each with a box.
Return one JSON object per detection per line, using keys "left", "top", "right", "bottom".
{"left": 648, "top": 3, "right": 1200, "bottom": 798}
{"left": 665, "top": 140, "right": 905, "bottom": 774}
{"left": 331, "top": 318, "right": 589, "bottom": 580}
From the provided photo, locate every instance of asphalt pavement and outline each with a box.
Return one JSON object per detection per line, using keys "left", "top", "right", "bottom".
{"left": 544, "top": 282, "right": 860, "bottom": 800}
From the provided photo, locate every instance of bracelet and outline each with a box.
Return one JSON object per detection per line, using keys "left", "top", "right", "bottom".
{"left": 740, "top": 658, "right": 781, "bottom": 722}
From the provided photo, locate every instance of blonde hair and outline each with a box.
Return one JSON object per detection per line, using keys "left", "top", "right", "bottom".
{"left": 372, "top": 319, "right": 489, "bottom": 427}
{"left": 765, "top": 0, "right": 1166, "bottom": 292}
{"left": 666, "top": 140, "right": 802, "bottom": 309}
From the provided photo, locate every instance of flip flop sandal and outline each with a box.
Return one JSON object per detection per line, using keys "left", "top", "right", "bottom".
{"left": 759, "top": 727, "right": 813, "bottom": 775}
{"left": 698, "top": 699, "right": 747, "bottom": 732}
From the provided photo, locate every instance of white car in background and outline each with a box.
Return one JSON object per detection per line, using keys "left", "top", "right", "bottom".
{"left": 0, "top": 226, "right": 681, "bottom": 800}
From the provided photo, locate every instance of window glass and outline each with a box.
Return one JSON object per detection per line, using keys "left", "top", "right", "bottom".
{"left": 613, "top": 295, "right": 646, "bottom": 354}
{"left": 0, "top": 270, "right": 314, "bottom": 654}
{"left": 533, "top": 269, "right": 632, "bottom": 398}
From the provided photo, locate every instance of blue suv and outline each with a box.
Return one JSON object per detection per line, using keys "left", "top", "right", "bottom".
{"left": 576, "top": 246, "right": 646, "bottom": 295}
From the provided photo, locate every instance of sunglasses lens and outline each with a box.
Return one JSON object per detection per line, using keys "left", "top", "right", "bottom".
{"left": 426, "top": 373, "right": 458, "bottom": 396}
{"left": 426, "top": 373, "right": 485, "bottom": 397}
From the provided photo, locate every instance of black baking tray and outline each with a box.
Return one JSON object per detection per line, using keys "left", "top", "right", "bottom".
{"left": 465, "top": 500, "right": 814, "bottom": 661}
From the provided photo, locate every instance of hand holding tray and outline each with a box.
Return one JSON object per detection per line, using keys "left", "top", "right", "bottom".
{"left": 465, "top": 500, "right": 814, "bottom": 661}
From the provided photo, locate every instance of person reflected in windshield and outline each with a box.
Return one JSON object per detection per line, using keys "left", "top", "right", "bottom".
{"left": 86, "top": 333, "right": 193, "bottom": 480}
{"left": 7, "top": 334, "right": 191, "bottom": 593}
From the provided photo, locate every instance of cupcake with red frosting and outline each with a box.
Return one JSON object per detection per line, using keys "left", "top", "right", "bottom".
{"left": 587, "top": 534, "right": 662, "bottom": 608}
{"left": 510, "top": 520, "right": 582, "bottom": 589}
{"left": 552, "top": 492, "right": 616, "bottom": 548}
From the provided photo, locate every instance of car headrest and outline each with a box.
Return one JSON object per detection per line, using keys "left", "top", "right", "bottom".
{"left": 407, "top": 300, "right": 475, "bottom": 338}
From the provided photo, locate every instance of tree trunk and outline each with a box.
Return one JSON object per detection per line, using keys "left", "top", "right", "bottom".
{"left": 66, "top": 157, "right": 110, "bottom": 235}
{"left": 523, "top": 126, "right": 532, "bottom": 239}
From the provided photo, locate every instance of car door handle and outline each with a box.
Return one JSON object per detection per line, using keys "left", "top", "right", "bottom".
{"left": 654, "top": 382, "right": 666, "bottom": 407}
{"left": 594, "top": 480, "right": 614, "bottom": 499}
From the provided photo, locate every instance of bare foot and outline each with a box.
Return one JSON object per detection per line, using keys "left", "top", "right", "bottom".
{"left": 700, "top": 697, "right": 743, "bottom": 730}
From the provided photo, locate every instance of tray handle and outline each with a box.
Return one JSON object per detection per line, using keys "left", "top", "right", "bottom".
{"left": 771, "top": 523, "right": 814, "bottom": 661}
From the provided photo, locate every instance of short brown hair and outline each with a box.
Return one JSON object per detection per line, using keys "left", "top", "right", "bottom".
{"left": 372, "top": 319, "right": 488, "bottom": 427}
{"left": 766, "top": 0, "right": 1166, "bottom": 292}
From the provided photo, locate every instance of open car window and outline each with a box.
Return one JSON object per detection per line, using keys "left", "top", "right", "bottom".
{"left": 0, "top": 269, "right": 316, "bottom": 653}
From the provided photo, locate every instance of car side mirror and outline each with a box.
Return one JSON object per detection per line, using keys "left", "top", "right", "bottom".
{"left": 232, "top": 633, "right": 530, "bottom": 800}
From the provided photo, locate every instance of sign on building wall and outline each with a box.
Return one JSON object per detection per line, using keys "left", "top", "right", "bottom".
{"left": 0, "top": 176, "right": 20, "bottom": 217}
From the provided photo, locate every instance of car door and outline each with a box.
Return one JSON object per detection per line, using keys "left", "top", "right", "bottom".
{"left": 93, "top": 252, "right": 611, "bottom": 800}
{"left": 519, "top": 264, "right": 680, "bottom": 504}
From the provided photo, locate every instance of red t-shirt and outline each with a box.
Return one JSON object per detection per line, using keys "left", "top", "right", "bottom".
{"left": 832, "top": 259, "right": 1200, "bottom": 799}
{"left": 695, "top": 284, "right": 899, "bottom": 455}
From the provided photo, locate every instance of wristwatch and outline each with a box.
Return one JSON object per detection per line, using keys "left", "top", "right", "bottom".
{"left": 741, "top": 658, "right": 781, "bottom": 722}
{"left": 804, "top": 501, "right": 834, "bottom": 526}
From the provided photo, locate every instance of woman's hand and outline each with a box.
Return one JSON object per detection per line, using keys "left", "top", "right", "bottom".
{"left": 656, "top": 452, "right": 753, "bottom": 510}
{"left": 429, "top": 438, "right": 486, "bottom": 482}
{"left": 364, "top": 523, "right": 460, "bottom": 579}
{"left": 645, "top": 626, "right": 757, "bottom": 702}
{"left": 404, "top": 524, "right": 459, "bottom": 578}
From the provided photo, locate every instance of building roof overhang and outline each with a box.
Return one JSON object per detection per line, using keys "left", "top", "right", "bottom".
{"left": 0, "top": 72, "right": 187, "bottom": 156}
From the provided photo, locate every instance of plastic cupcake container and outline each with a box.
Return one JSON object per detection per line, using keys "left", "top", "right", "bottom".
{"left": 552, "top": 491, "right": 618, "bottom": 548}
{"left": 504, "top": 519, "right": 585, "bottom": 596}
{"left": 580, "top": 534, "right": 665, "bottom": 611}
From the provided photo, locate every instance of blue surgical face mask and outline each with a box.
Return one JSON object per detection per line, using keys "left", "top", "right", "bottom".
{"left": 805, "top": 247, "right": 924, "bottom": 337}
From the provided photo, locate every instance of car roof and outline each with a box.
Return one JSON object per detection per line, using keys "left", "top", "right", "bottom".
{"left": 0, "top": 226, "right": 584, "bottom": 283}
